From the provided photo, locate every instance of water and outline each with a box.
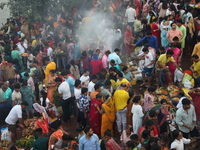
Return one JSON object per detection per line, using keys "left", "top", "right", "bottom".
{"left": 0, "top": 0, "right": 10, "bottom": 28}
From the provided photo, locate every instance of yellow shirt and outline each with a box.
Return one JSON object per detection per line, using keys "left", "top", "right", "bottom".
{"left": 115, "top": 78, "right": 130, "bottom": 88}
{"left": 32, "top": 40, "right": 36, "bottom": 47}
{"left": 192, "top": 42, "right": 200, "bottom": 58}
{"left": 113, "top": 89, "right": 129, "bottom": 111}
{"left": 158, "top": 54, "right": 175, "bottom": 67}
{"left": 192, "top": 61, "right": 200, "bottom": 78}
{"left": 44, "top": 62, "right": 56, "bottom": 84}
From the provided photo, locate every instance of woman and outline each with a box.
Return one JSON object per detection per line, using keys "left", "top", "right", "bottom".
{"left": 142, "top": 0, "right": 149, "bottom": 19}
{"left": 89, "top": 93, "right": 103, "bottom": 135}
{"left": 69, "top": 59, "right": 80, "bottom": 80}
{"left": 35, "top": 46, "right": 43, "bottom": 67}
{"left": 90, "top": 53, "right": 103, "bottom": 75}
{"left": 166, "top": 43, "right": 181, "bottom": 81}
{"left": 160, "top": 16, "right": 173, "bottom": 48}
{"left": 126, "top": 92, "right": 134, "bottom": 126}
{"left": 158, "top": 0, "right": 169, "bottom": 18}
{"left": 101, "top": 96, "right": 115, "bottom": 137}
{"left": 147, "top": 11, "right": 156, "bottom": 26}
{"left": 152, "top": 18, "right": 161, "bottom": 47}
{"left": 20, "top": 80, "right": 35, "bottom": 118}
{"left": 46, "top": 70, "right": 57, "bottom": 103}
{"left": 33, "top": 112, "right": 49, "bottom": 134}
{"left": 131, "top": 96, "right": 144, "bottom": 134}
{"left": 143, "top": 87, "right": 156, "bottom": 112}
{"left": 123, "top": 26, "right": 133, "bottom": 55}
{"left": 194, "top": 15, "right": 200, "bottom": 37}
{"left": 156, "top": 99, "right": 171, "bottom": 134}
{"left": 48, "top": 119, "right": 68, "bottom": 150}
{"left": 134, "top": 0, "right": 142, "bottom": 16}
{"left": 170, "top": 130, "right": 194, "bottom": 150}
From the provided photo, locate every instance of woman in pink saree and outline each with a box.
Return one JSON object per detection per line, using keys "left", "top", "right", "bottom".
{"left": 142, "top": 0, "right": 149, "bottom": 19}
{"left": 166, "top": 43, "right": 181, "bottom": 81}
{"left": 123, "top": 26, "right": 133, "bottom": 55}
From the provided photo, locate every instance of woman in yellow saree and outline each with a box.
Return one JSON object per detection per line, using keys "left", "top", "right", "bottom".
{"left": 101, "top": 96, "right": 116, "bottom": 137}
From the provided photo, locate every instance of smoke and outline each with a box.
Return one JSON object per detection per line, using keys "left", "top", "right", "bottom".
{"left": 77, "top": 4, "right": 122, "bottom": 53}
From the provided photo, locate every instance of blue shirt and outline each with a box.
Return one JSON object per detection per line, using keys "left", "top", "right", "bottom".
{"left": 79, "top": 134, "right": 100, "bottom": 150}
{"left": 65, "top": 76, "right": 75, "bottom": 94}
{"left": 107, "top": 52, "right": 122, "bottom": 68}
{"left": 4, "top": 87, "right": 12, "bottom": 101}
{"left": 136, "top": 35, "right": 158, "bottom": 50}
{"left": 79, "top": 95, "right": 90, "bottom": 113}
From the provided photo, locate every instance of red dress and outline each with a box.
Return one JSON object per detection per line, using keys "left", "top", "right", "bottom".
{"left": 151, "top": 23, "right": 161, "bottom": 47}
{"left": 89, "top": 98, "right": 102, "bottom": 135}
{"left": 90, "top": 60, "right": 103, "bottom": 75}
{"left": 35, "top": 117, "right": 49, "bottom": 134}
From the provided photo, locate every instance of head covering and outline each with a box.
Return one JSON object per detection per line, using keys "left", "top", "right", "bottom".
{"left": 92, "top": 52, "right": 99, "bottom": 60}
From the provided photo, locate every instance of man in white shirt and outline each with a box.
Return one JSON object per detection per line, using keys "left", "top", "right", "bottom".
{"left": 141, "top": 47, "right": 155, "bottom": 87}
{"left": 17, "top": 39, "right": 28, "bottom": 53}
{"left": 5, "top": 101, "right": 28, "bottom": 144}
{"left": 125, "top": 4, "right": 136, "bottom": 27}
{"left": 88, "top": 75, "right": 98, "bottom": 96}
{"left": 80, "top": 69, "right": 90, "bottom": 88}
{"left": 55, "top": 77, "right": 72, "bottom": 122}
{"left": 176, "top": 91, "right": 186, "bottom": 109}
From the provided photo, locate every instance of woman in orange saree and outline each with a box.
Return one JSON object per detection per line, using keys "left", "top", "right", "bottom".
{"left": 101, "top": 97, "right": 115, "bottom": 137}
{"left": 46, "top": 70, "right": 57, "bottom": 103}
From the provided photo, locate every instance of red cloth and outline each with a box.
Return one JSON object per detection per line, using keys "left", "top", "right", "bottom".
{"left": 151, "top": 23, "right": 161, "bottom": 47}
{"left": 138, "top": 125, "right": 158, "bottom": 138}
{"left": 90, "top": 60, "right": 103, "bottom": 75}
{"left": 83, "top": 57, "right": 89, "bottom": 69}
{"left": 106, "top": 138, "right": 122, "bottom": 150}
{"left": 89, "top": 98, "right": 102, "bottom": 135}
{"left": 14, "top": 39, "right": 20, "bottom": 45}
{"left": 124, "top": 27, "right": 133, "bottom": 55}
{"left": 35, "top": 118, "right": 49, "bottom": 134}
{"left": 189, "top": 93, "right": 200, "bottom": 121}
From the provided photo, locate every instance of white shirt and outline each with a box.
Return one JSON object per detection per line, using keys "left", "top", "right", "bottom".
{"left": 144, "top": 52, "right": 154, "bottom": 68}
{"left": 12, "top": 90, "right": 22, "bottom": 105}
{"left": 17, "top": 42, "right": 27, "bottom": 53}
{"left": 80, "top": 75, "right": 90, "bottom": 87}
{"left": 125, "top": 7, "right": 136, "bottom": 23}
{"left": 88, "top": 81, "right": 95, "bottom": 93}
{"left": 5, "top": 105, "right": 22, "bottom": 125}
{"left": 176, "top": 96, "right": 186, "bottom": 109}
{"left": 170, "top": 138, "right": 191, "bottom": 150}
{"left": 47, "top": 47, "right": 53, "bottom": 62}
{"left": 40, "top": 97, "right": 50, "bottom": 109}
{"left": 58, "top": 82, "right": 71, "bottom": 100}
{"left": 27, "top": 53, "right": 34, "bottom": 68}
{"left": 75, "top": 88, "right": 81, "bottom": 108}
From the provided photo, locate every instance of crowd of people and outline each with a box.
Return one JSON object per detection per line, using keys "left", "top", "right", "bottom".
{"left": 1, "top": 0, "right": 200, "bottom": 150}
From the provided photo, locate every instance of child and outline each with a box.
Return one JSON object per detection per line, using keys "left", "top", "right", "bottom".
{"left": 160, "top": 135, "right": 169, "bottom": 150}
{"left": 125, "top": 141, "right": 135, "bottom": 150}
{"left": 76, "top": 126, "right": 85, "bottom": 141}
{"left": 110, "top": 59, "right": 121, "bottom": 71}
{"left": 130, "top": 134, "right": 142, "bottom": 149}
{"left": 120, "top": 125, "right": 134, "bottom": 150}
{"left": 159, "top": 46, "right": 165, "bottom": 54}
{"left": 29, "top": 64, "right": 36, "bottom": 75}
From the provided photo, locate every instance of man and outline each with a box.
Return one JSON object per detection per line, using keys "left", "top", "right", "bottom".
{"left": 125, "top": 4, "right": 136, "bottom": 27}
{"left": 11, "top": 45, "right": 24, "bottom": 71}
{"left": 44, "top": 57, "right": 56, "bottom": 84}
{"left": 166, "top": 22, "right": 182, "bottom": 45}
{"left": 12, "top": 83, "right": 22, "bottom": 106}
{"left": 176, "top": 19, "right": 186, "bottom": 49}
{"left": 33, "top": 128, "right": 48, "bottom": 150}
{"left": 176, "top": 98, "right": 200, "bottom": 138}
{"left": 113, "top": 83, "right": 130, "bottom": 133}
{"left": 80, "top": 69, "right": 90, "bottom": 88}
{"left": 5, "top": 101, "right": 28, "bottom": 144}
{"left": 55, "top": 77, "right": 71, "bottom": 122}
{"left": 2, "top": 84, "right": 12, "bottom": 102}
{"left": 100, "top": 80, "right": 112, "bottom": 98}
{"left": 176, "top": 91, "right": 186, "bottom": 109}
{"left": 133, "top": 31, "right": 158, "bottom": 51}
{"left": 133, "top": 15, "right": 143, "bottom": 40}
{"left": 79, "top": 126, "right": 100, "bottom": 150}
{"left": 140, "top": 47, "right": 155, "bottom": 87}
{"left": 17, "top": 39, "right": 27, "bottom": 53}
{"left": 188, "top": 88, "right": 200, "bottom": 126}
{"left": 102, "top": 50, "right": 111, "bottom": 71}
{"left": 190, "top": 54, "right": 200, "bottom": 87}
{"left": 88, "top": 75, "right": 98, "bottom": 96}
{"left": 2, "top": 61, "right": 15, "bottom": 84}
{"left": 43, "top": 42, "right": 53, "bottom": 62}
{"left": 192, "top": 36, "right": 200, "bottom": 58}
{"left": 107, "top": 48, "right": 123, "bottom": 68}
{"left": 156, "top": 50, "right": 180, "bottom": 85}
{"left": 24, "top": 72, "right": 35, "bottom": 92}
{"left": 90, "top": 84, "right": 103, "bottom": 101}
{"left": 115, "top": 72, "right": 129, "bottom": 89}
{"left": 74, "top": 37, "right": 81, "bottom": 60}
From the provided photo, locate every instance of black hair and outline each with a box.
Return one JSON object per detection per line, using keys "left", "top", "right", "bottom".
{"left": 160, "top": 99, "right": 167, "bottom": 104}
{"left": 166, "top": 50, "right": 174, "bottom": 55}
{"left": 84, "top": 125, "right": 91, "bottom": 133}
{"left": 145, "top": 119, "right": 154, "bottom": 127}
{"left": 83, "top": 69, "right": 89, "bottom": 73}
{"left": 76, "top": 126, "right": 84, "bottom": 132}
{"left": 24, "top": 72, "right": 29, "bottom": 77}
{"left": 148, "top": 87, "right": 156, "bottom": 92}
{"left": 162, "top": 0, "right": 168, "bottom": 9}
{"left": 149, "top": 110, "right": 157, "bottom": 118}
{"left": 96, "top": 93, "right": 102, "bottom": 99}
{"left": 176, "top": 19, "right": 183, "bottom": 24}
{"left": 41, "top": 90, "right": 47, "bottom": 107}
{"left": 81, "top": 88, "right": 88, "bottom": 94}
{"left": 197, "top": 36, "right": 200, "bottom": 42}
{"left": 172, "top": 129, "right": 179, "bottom": 139}
{"left": 94, "top": 84, "right": 101, "bottom": 91}
{"left": 159, "top": 46, "right": 165, "bottom": 51}
{"left": 33, "top": 60, "right": 38, "bottom": 64}
{"left": 61, "top": 69, "right": 69, "bottom": 76}
{"left": 105, "top": 50, "right": 111, "bottom": 55}
{"left": 92, "top": 75, "right": 98, "bottom": 80}
{"left": 178, "top": 91, "right": 185, "bottom": 97}
{"left": 99, "top": 74, "right": 106, "bottom": 80}
{"left": 132, "top": 96, "right": 141, "bottom": 103}
{"left": 122, "top": 66, "right": 128, "bottom": 72}
{"left": 117, "top": 72, "right": 123, "bottom": 78}
{"left": 191, "top": 54, "right": 199, "bottom": 59}
{"left": 142, "top": 47, "right": 149, "bottom": 52}
{"left": 104, "top": 129, "right": 112, "bottom": 137}
{"left": 172, "top": 36, "right": 179, "bottom": 41}
{"left": 49, "top": 120, "right": 60, "bottom": 130}
{"left": 50, "top": 70, "right": 57, "bottom": 74}
{"left": 44, "top": 57, "right": 50, "bottom": 62}
{"left": 141, "top": 19, "right": 147, "bottom": 24}
{"left": 110, "top": 59, "right": 116, "bottom": 64}
{"left": 62, "top": 134, "right": 73, "bottom": 141}
{"left": 104, "top": 80, "right": 111, "bottom": 86}
{"left": 151, "top": 144, "right": 160, "bottom": 150}
{"left": 130, "top": 134, "right": 139, "bottom": 140}
{"left": 75, "top": 79, "right": 81, "bottom": 87}
{"left": 142, "top": 130, "right": 150, "bottom": 139}
{"left": 126, "top": 141, "right": 135, "bottom": 149}
{"left": 9, "top": 146, "right": 18, "bottom": 150}
{"left": 146, "top": 31, "right": 152, "bottom": 35}
{"left": 55, "top": 77, "right": 62, "bottom": 82}
{"left": 21, "top": 101, "right": 28, "bottom": 106}
{"left": 114, "top": 48, "right": 120, "bottom": 52}
{"left": 33, "top": 112, "right": 42, "bottom": 118}
{"left": 14, "top": 83, "right": 20, "bottom": 89}
{"left": 182, "top": 98, "right": 191, "bottom": 105}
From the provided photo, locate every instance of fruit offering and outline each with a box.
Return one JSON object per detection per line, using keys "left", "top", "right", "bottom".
{"left": 16, "top": 135, "right": 34, "bottom": 149}
{"left": 158, "top": 95, "right": 170, "bottom": 101}
{"left": 156, "top": 87, "right": 168, "bottom": 95}
{"left": 20, "top": 53, "right": 30, "bottom": 57}
{"left": 167, "top": 85, "right": 180, "bottom": 91}
{"left": 172, "top": 97, "right": 179, "bottom": 101}
{"left": 169, "top": 90, "right": 179, "bottom": 98}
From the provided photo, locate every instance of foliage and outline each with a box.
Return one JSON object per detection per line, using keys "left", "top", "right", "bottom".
{"left": 16, "top": 135, "right": 34, "bottom": 149}
{"left": 53, "top": 88, "right": 60, "bottom": 108}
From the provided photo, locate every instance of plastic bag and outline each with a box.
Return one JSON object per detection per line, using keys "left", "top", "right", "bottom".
{"left": 182, "top": 73, "right": 192, "bottom": 84}
{"left": 183, "top": 79, "right": 193, "bottom": 89}
{"left": 1, "top": 128, "right": 11, "bottom": 141}
{"left": 174, "top": 68, "right": 184, "bottom": 82}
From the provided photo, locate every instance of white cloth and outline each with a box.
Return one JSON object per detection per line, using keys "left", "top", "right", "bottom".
{"left": 174, "top": 68, "right": 184, "bottom": 82}
{"left": 27, "top": 54, "right": 34, "bottom": 68}
{"left": 88, "top": 81, "right": 95, "bottom": 93}
{"left": 125, "top": 7, "right": 136, "bottom": 23}
{"left": 17, "top": 42, "right": 27, "bottom": 53}
{"left": 144, "top": 52, "right": 154, "bottom": 68}
{"left": 5, "top": 105, "right": 22, "bottom": 125}
{"left": 58, "top": 82, "right": 71, "bottom": 100}
{"left": 12, "top": 90, "right": 22, "bottom": 105}
{"left": 74, "top": 88, "right": 81, "bottom": 108}
{"left": 116, "top": 107, "right": 127, "bottom": 132}
{"left": 131, "top": 104, "right": 144, "bottom": 134}
{"left": 47, "top": 47, "right": 53, "bottom": 62}
{"left": 80, "top": 75, "right": 90, "bottom": 87}
{"left": 176, "top": 96, "right": 186, "bottom": 109}
{"left": 170, "top": 138, "right": 191, "bottom": 150}
{"left": 40, "top": 97, "right": 50, "bottom": 109}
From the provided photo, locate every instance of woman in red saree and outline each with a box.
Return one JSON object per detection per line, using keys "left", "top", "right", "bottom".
{"left": 134, "top": 0, "right": 142, "bottom": 16}
{"left": 166, "top": 43, "right": 181, "bottom": 81}
{"left": 152, "top": 18, "right": 161, "bottom": 47}
{"left": 33, "top": 112, "right": 49, "bottom": 134}
{"left": 124, "top": 26, "right": 133, "bottom": 55}
{"left": 89, "top": 93, "right": 102, "bottom": 136}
